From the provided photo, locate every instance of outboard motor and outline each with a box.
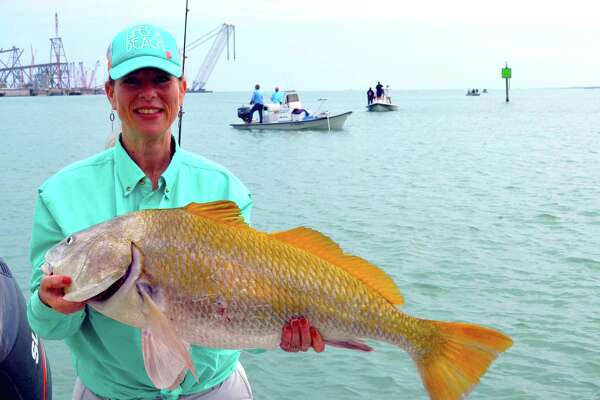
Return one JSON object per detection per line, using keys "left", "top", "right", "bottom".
{"left": 237, "top": 106, "right": 253, "bottom": 123}
{"left": 0, "top": 258, "right": 52, "bottom": 400}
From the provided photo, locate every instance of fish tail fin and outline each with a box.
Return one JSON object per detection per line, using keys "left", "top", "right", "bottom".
{"left": 415, "top": 321, "right": 512, "bottom": 400}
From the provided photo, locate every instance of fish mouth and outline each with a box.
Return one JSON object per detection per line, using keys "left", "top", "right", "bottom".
{"left": 41, "top": 262, "right": 53, "bottom": 275}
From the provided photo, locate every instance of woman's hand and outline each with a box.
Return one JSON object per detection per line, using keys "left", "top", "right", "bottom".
{"left": 280, "top": 316, "right": 325, "bottom": 353}
{"left": 39, "top": 274, "right": 85, "bottom": 314}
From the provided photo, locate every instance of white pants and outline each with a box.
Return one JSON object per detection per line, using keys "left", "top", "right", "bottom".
{"left": 72, "top": 362, "right": 253, "bottom": 400}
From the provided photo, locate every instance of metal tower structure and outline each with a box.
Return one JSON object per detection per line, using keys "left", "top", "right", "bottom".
{"left": 48, "top": 12, "right": 70, "bottom": 89}
{"left": 0, "top": 12, "right": 102, "bottom": 95}
{"left": 0, "top": 47, "right": 26, "bottom": 88}
{"left": 187, "top": 23, "right": 235, "bottom": 92}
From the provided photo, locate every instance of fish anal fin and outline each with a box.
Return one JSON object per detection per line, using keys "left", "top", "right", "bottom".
{"left": 270, "top": 227, "right": 404, "bottom": 306}
{"left": 139, "top": 289, "right": 199, "bottom": 389}
{"left": 323, "top": 338, "right": 374, "bottom": 352}
{"left": 183, "top": 201, "right": 249, "bottom": 229}
{"left": 417, "top": 321, "right": 513, "bottom": 400}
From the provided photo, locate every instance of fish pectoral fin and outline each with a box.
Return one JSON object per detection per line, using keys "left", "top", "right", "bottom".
{"left": 323, "top": 338, "right": 374, "bottom": 352}
{"left": 139, "top": 289, "right": 199, "bottom": 389}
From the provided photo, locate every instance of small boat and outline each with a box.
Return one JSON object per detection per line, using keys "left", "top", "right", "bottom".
{"left": 231, "top": 90, "right": 352, "bottom": 131}
{"left": 366, "top": 101, "right": 398, "bottom": 112}
{"left": 231, "top": 111, "right": 352, "bottom": 131}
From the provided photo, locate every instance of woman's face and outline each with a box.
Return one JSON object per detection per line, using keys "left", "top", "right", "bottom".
{"left": 106, "top": 68, "right": 186, "bottom": 139}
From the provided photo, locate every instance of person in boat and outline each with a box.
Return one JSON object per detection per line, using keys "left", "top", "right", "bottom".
{"left": 291, "top": 108, "right": 311, "bottom": 121}
{"left": 270, "top": 86, "right": 284, "bottom": 104}
{"left": 249, "top": 83, "right": 264, "bottom": 123}
{"left": 375, "top": 81, "right": 384, "bottom": 101}
{"left": 367, "top": 87, "right": 374, "bottom": 105}
{"left": 384, "top": 85, "right": 392, "bottom": 104}
{"left": 27, "top": 23, "right": 325, "bottom": 400}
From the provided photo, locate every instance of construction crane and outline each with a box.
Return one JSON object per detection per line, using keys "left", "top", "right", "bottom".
{"left": 49, "top": 12, "right": 69, "bottom": 89}
{"left": 78, "top": 62, "right": 87, "bottom": 88}
{"left": 186, "top": 23, "right": 235, "bottom": 92}
{"left": 87, "top": 60, "right": 100, "bottom": 89}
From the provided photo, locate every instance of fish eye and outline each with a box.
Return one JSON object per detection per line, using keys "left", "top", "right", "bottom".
{"left": 65, "top": 236, "right": 74, "bottom": 246}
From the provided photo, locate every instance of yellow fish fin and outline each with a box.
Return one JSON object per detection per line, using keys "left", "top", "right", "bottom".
{"left": 270, "top": 227, "right": 404, "bottom": 306}
{"left": 417, "top": 321, "right": 513, "bottom": 400}
{"left": 183, "top": 201, "right": 249, "bottom": 229}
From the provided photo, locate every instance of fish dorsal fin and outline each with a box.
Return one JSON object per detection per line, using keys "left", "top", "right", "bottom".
{"left": 183, "top": 201, "right": 249, "bottom": 229}
{"left": 270, "top": 227, "right": 404, "bottom": 306}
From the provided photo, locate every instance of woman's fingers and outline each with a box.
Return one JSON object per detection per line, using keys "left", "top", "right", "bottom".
{"left": 298, "top": 317, "right": 311, "bottom": 351}
{"left": 280, "top": 317, "right": 326, "bottom": 353}
{"left": 310, "top": 327, "right": 325, "bottom": 353}
{"left": 290, "top": 318, "right": 301, "bottom": 351}
{"left": 40, "top": 274, "right": 72, "bottom": 290}
{"left": 39, "top": 274, "right": 85, "bottom": 314}
{"left": 280, "top": 323, "right": 293, "bottom": 351}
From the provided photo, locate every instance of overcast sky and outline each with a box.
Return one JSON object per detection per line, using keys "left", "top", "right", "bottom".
{"left": 2, "top": 0, "right": 599, "bottom": 91}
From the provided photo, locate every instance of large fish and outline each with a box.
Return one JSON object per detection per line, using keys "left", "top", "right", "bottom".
{"left": 42, "top": 201, "right": 512, "bottom": 399}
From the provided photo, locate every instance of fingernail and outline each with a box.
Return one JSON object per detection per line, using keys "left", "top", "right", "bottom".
{"left": 62, "top": 276, "right": 71, "bottom": 284}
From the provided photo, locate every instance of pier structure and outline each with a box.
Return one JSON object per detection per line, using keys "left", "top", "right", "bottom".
{"left": 0, "top": 13, "right": 102, "bottom": 97}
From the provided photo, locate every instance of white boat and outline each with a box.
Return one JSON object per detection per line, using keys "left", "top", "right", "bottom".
{"left": 366, "top": 101, "right": 398, "bottom": 112}
{"left": 231, "top": 90, "right": 352, "bottom": 131}
{"left": 231, "top": 111, "right": 352, "bottom": 131}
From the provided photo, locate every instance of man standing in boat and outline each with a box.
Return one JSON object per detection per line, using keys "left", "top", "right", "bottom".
{"left": 271, "top": 86, "right": 284, "bottom": 104}
{"left": 375, "top": 81, "right": 384, "bottom": 101}
{"left": 367, "top": 87, "right": 375, "bottom": 105}
{"left": 249, "top": 84, "right": 264, "bottom": 123}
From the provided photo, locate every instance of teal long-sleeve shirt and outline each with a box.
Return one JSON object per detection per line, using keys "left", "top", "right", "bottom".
{"left": 27, "top": 135, "right": 253, "bottom": 399}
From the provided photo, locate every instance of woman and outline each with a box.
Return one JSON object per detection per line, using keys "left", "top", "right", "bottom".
{"left": 27, "top": 23, "right": 322, "bottom": 400}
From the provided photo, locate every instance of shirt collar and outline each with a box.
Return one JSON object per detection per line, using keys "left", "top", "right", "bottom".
{"left": 114, "top": 134, "right": 181, "bottom": 198}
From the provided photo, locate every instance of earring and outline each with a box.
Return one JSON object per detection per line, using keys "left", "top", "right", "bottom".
{"left": 109, "top": 110, "right": 115, "bottom": 133}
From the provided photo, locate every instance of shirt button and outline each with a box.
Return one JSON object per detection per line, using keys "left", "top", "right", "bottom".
{"left": 165, "top": 188, "right": 170, "bottom": 193}
{"left": 126, "top": 186, "right": 132, "bottom": 192}
{"left": 140, "top": 178, "right": 145, "bottom": 185}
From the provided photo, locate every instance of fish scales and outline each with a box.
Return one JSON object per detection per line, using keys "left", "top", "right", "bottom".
{"left": 132, "top": 210, "right": 407, "bottom": 350}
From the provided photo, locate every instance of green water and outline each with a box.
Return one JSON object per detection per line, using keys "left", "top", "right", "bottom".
{"left": 1, "top": 89, "right": 599, "bottom": 399}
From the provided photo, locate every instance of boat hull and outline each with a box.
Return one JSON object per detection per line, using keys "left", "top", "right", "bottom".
{"left": 366, "top": 103, "right": 398, "bottom": 112}
{"left": 231, "top": 111, "right": 352, "bottom": 131}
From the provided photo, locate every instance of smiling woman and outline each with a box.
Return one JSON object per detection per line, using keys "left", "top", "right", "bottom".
{"left": 105, "top": 68, "right": 186, "bottom": 188}
{"left": 26, "top": 22, "right": 324, "bottom": 400}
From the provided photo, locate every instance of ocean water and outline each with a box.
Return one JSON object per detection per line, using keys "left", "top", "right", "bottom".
{"left": 1, "top": 89, "right": 599, "bottom": 399}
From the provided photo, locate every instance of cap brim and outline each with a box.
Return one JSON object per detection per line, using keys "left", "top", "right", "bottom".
{"left": 109, "top": 55, "right": 182, "bottom": 80}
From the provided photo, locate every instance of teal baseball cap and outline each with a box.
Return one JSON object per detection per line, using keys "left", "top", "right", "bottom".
{"left": 107, "top": 23, "right": 182, "bottom": 80}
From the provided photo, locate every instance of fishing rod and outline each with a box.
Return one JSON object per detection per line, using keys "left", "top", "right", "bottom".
{"left": 177, "top": 0, "right": 190, "bottom": 146}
